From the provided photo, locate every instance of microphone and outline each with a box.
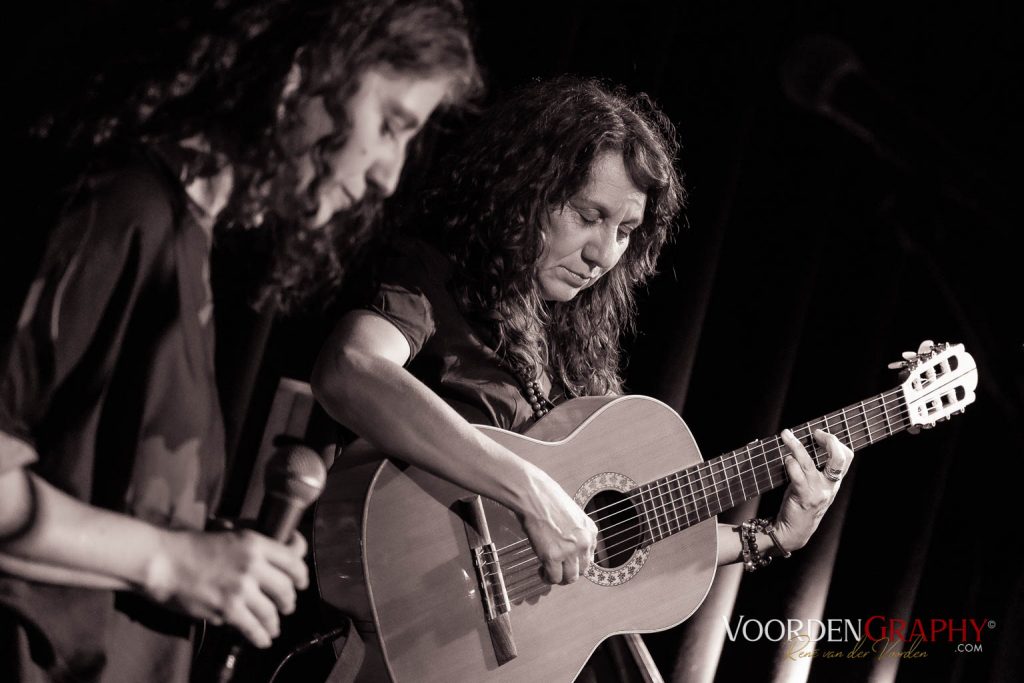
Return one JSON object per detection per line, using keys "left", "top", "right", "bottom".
{"left": 256, "top": 444, "right": 328, "bottom": 543}
{"left": 215, "top": 444, "right": 327, "bottom": 683}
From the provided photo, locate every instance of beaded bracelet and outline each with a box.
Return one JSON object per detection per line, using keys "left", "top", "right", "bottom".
{"left": 738, "top": 519, "right": 772, "bottom": 572}
{"left": 738, "top": 518, "right": 792, "bottom": 572}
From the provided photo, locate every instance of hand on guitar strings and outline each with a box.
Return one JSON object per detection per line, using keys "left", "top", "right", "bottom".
{"left": 773, "top": 429, "right": 854, "bottom": 552}
{"left": 519, "top": 471, "right": 599, "bottom": 585}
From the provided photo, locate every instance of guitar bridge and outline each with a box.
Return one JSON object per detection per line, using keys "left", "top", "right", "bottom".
{"left": 472, "top": 542, "right": 510, "bottom": 620}
{"left": 461, "top": 496, "right": 517, "bottom": 665}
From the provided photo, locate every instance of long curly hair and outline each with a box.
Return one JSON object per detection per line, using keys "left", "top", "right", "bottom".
{"left": 32, "top": 0, "right": 482, "bottom": 312}
{"left": 437, "top": 76, "right": 685, "bottom": 397}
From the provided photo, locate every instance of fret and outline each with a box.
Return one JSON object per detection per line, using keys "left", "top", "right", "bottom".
{"left": 743, "top": 444, "right": 759, "bottom": 497}
{"left": 847, "top": 401, "right": 868, "bottom": 450}
{"left": 795, "top": 422, "right": 821, "bottom": 464}
{"left": 674, "top": 472, "right": 692, "bottom": 529}
{"left": 639, "top": 484, "right": 660, "bottom": 544}
{"left": 858, "top": 400, "right": 875, "bottom": 445}
{"left": 823, "top": 412, "right": 843, "bottom": 453}
{"left": 731, "top": 449, "right": 748, "bottom": 502}
{"left": 749, "top": 444, "right": 765, "bottom": 497}
{"left": 655, "top": 475, "right": 671, "bottom": 540}
{"left": 680, "top": 469, "right": 697, "bottom": 531}
{"left": 687, "top": 468, "right": 702, "bottom": 525}
{"left": 864, "top": 396, "right": 887, "bottom": 442}
{"left": 885, "top": 389, "right": 908, "bottom": 434}
{"left": 713, "top": 457, "right": 732, "bottom": 514}
{"left": 666, "top": 476, "right": 682, "bottom": 535}
{"left": 839, "top": 407, "right": 853, "bottom": 450}
{"left": 664, "top": 474, "right": 680, "bottom": 534}
{"left": 878, "top": 394, "right": 894, "bottom": 438}
{"left": 657, "top": 479, "right": 673, "bottom": 539}
{"left": 759, "top": 440, "right": 774, "bottom": 490}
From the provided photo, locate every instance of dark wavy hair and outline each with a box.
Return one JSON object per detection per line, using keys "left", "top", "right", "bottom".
{"left": 438, "top": 76, "right": 685, "bottom": 396}
{"left": 32, "top": 0, "right": 482, "bottom": 312}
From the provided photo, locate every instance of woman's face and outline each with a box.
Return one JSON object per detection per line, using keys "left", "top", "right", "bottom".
{"left": 277, "top": 66, "right": 452, "bottom": 228}
{"left": 535, "top": 151, "right": 646, "bottom": 302}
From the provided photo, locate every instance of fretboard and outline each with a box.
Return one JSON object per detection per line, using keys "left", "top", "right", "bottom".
{"left": 633, "top": 388, "right": 910, "bottom": 545}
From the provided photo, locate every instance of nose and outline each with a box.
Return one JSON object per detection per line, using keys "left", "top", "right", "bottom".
{"left": 366, "top": 138, "right": 406, "bottom": 198}
{"left": 581, "top": 226, "right": 620, "bottom": 272}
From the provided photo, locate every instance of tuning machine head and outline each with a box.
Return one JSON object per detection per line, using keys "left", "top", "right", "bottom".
{"left": 887, "top": 340, "right": 943, "bottom": 373}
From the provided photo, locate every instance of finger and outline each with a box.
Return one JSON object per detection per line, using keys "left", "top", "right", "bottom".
{"left": 287, "top": 530, "right": 308, "bottom": 558}
{"left": 244, "top": 588, "right": 282, "bottom": 646}
{"left": 814, "top": 429, "right": 852, "bottom": 473}
{"left": 543, "top": 557, "right": 563, "bottom": 585}
{"left": 780, "top": 429, "right": 816, "bottom": 476}
{"left": 253, "top": 561, "right": 299, "bottom": 615}
{"left": 223, "top": 593, "right": 274, "bottom": 649}
{"left": 258, "top": 535, "right": 310, "bottom": 591}
{"left": 782, "top": 450, "right": 808, "bottom": 487}
{"left": 563, "top": 557, "right": 580, "bottom": 585}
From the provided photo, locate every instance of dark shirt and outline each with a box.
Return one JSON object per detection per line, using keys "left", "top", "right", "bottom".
{"left": 366, "top": 238, "right": 552, "bottom": 432}
{"left": 0, "top": 149, "right": 225, "bottom": 682}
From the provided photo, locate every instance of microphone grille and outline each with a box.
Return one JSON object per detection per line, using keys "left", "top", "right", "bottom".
{"left": 265, "top": 444, "right": 327, "bottom": 506}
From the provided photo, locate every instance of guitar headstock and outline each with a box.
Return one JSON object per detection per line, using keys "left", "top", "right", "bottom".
{"left": 896, "top": 342, "right": 978, "bottom": 429}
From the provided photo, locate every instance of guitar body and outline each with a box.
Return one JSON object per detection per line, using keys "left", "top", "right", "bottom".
{"left": 313, "top": 342, "right": 979, "bottom": 681}
{"left": 313, "top": 395, "right": 718, "bottom": 682}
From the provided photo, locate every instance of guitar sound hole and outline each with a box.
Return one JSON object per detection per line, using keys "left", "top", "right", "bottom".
{"left": 585, "top": 491, "right": 643, "bottom": 569}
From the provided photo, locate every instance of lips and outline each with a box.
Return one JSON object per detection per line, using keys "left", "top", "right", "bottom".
{"left": 558, "top": 265, "right": 593, "bottom": 285}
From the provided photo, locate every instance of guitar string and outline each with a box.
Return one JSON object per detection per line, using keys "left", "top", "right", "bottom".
{"left": 493, "top": 398, "right": 910, "bottom": 575}
{"left": 494, "top": 410, "right": 911, "bottom": 592}
{"left": 499, "top": 403, "right": 909, "bottom": 585}
{"left": 493, "top": 388, "right": 911, "bottom": 562}
{"left": 497, "top": 374, "right": 970, "bottom": 601}
{"left": 498, "top": 414, "right": 917, "bottom": 605}
{"left": 492, "top": 388, "right": 912, "bottom": 558}
{"left": 506, "top": 368, "right": 964, "bottom": 551}
{"left": 491, "top": 407, "right": 915, "bottom": 593}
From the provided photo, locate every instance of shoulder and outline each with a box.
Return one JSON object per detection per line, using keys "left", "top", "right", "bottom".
{"left": 53, "top": 149, "right": 186, "bottom": 259}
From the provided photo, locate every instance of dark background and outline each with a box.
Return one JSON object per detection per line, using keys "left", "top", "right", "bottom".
{"left": 4, "top": 1, "right": 1022, "bottom": 681}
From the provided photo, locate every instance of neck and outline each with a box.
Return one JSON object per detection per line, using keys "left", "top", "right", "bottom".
{"left": 634, "top": 387, "right": 910, "bottom": 544}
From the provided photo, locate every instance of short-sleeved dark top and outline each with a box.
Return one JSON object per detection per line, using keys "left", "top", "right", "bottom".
{"left": 366, "top": 239, "right": 561, "bottom": 433}
{"left": 0, "top": 148, "right": 225, "bottom": 682}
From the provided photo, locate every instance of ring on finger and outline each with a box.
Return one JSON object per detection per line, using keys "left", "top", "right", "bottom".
{"left": 823, "top": 465, "right": 843, "bottom": 482}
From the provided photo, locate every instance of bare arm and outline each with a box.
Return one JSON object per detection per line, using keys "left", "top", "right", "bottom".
{"left": 311, "top": 310, "right": 597, "bottom": 584}
{"left": 715, "top": 428, "right": 853, "bottom": 566}
{"left": 0, "top": 461, "right": 308, "bottom": 649}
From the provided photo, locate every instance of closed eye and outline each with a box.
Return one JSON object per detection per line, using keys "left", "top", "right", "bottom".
{"left": 571, "top": 204, "right": 602, "bottom": 225}
{"left": 618, "top": 224, "right": 639, "bottom": 240}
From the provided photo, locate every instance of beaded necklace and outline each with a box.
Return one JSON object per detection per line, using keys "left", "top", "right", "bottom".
{"left": 512, "top": 366, "right": 557, "bottom": 420}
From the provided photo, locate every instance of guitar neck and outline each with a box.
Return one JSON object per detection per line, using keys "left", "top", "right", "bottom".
{"left": 634, "top": 388, "right": 910, "bottom": 544}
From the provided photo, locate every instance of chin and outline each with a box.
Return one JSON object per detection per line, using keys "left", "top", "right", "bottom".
{"left": 539, "top": 282, "right": 581, "bottom": 303}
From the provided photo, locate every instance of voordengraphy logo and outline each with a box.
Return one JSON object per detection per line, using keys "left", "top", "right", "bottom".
{"left": 723, "top": 615, "right": 995, "bottom": 660}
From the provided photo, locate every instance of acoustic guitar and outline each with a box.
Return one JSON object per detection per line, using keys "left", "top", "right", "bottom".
{"left": 313, "top": 342, "right": 977, "bottom": 682}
